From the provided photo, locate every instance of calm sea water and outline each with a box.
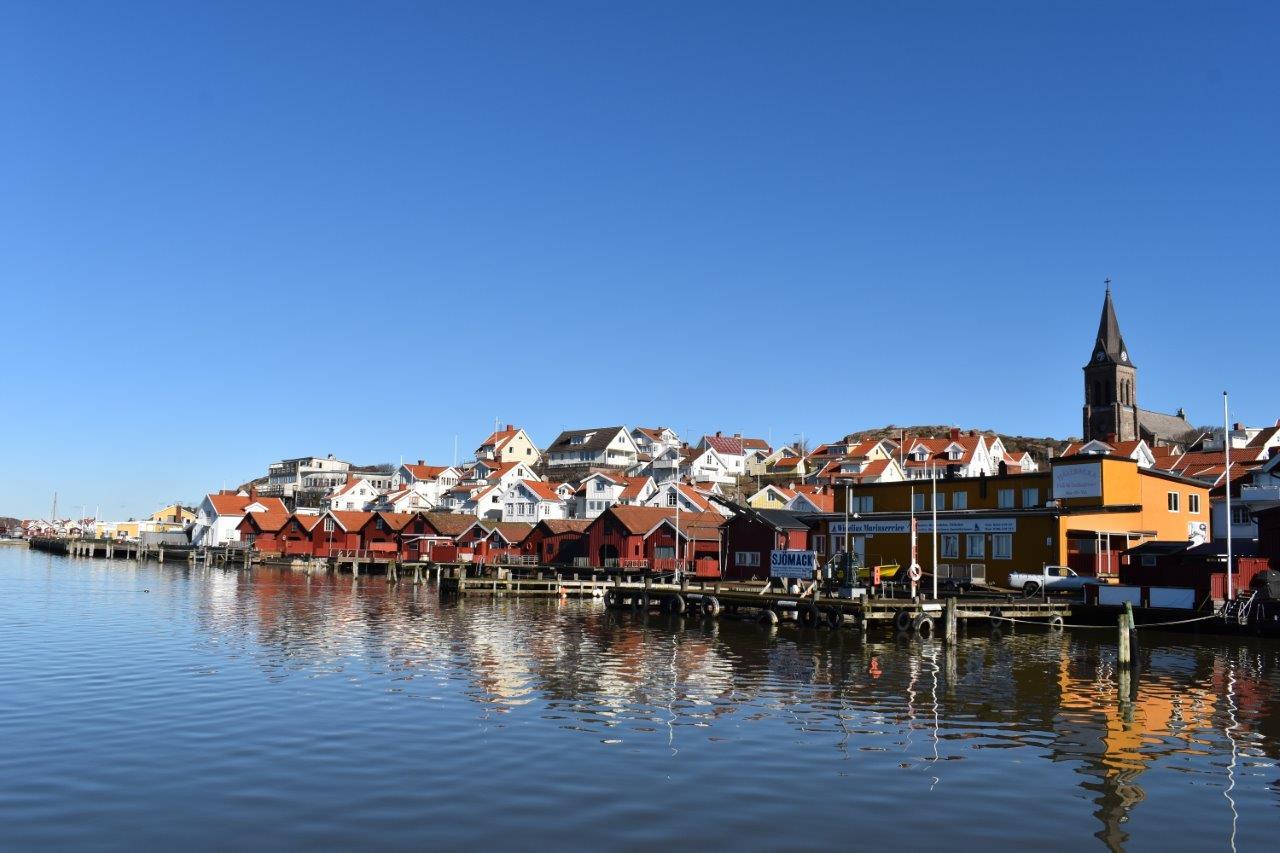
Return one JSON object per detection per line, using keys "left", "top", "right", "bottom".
{"left": 1, "top": 546, "right": 1277, "bottom": 851}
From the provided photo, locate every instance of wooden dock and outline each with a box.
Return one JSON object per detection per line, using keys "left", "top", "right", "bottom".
{"left": 440, "top": 571, "right": 1071, "bottom": 639}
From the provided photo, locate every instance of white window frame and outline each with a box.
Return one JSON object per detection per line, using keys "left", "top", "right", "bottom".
{"left": 997, "top": 488, "right": 1014, "bottom": 509}
{"left": 1188, "top": 494, "right": 1200, "bottom": 514}
{"left": 1022, "top": 488, "right": 1039, "bottom": 508}
{"left": 966, "top": 534, "right": 985, "bottom": 559}
{"left": 952, "top": 492, "right": 968, "bottom": 510}
{"left": 992, "top": 533, "right": 1012, "bottom": 560}
{"left": 1167, "top": 491, "right": 1180, "bottom": 512}
{"left": 940, "top": 534, "right": 959, "bottom": 559}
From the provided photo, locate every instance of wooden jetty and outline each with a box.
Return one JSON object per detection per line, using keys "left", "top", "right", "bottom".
{"left": 440, "top": 570, "right": 1071, "bottom": 639}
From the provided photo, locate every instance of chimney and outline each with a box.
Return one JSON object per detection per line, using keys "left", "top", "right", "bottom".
{"left": 949, "top": 428, "right": 960, "bottom": 440}
{"left": 969, "top": 429, "right": 977, "bottom": 437}
{"left": 1233, "top": 422, "right": 1244, "bottom": 431}
{"left": 506, "top": 424, "right": 514, "bottom": 431}
{"left": 733, "top": 432, "right": 741, "bottom": 439}
{"left": 417, "top": 459, "right": 424, "bottom": 466}
{"left": 715, "top": 431, "right": 722, "bottom": 438}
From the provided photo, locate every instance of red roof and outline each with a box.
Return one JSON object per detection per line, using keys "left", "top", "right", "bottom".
{"left": 327, "top": 511, "right": 373, "bottom": 531}
{"left": 618, "top": 477, "right": 652, "bottom": 501}
{"left": 791, "top": 491, "right": 835, "bottom": 512}
{"left": 518, "top": 480, "right": 563, "bottom": 502}
{"left": 207, "top": 492, "right": 287, "bottom": 517}
{"left": 477, "top": 428, "right": 521, "bottom": 453}
{"left": 403, "top": 463, "right": 451, "bottom": 480}
{"left": 605, "top": 505, "right": 723, "bottom": 535}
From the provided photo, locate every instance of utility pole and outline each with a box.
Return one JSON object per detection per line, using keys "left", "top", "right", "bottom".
{"left": 1224, "top": 391, "right": 1233, "bottom": 601}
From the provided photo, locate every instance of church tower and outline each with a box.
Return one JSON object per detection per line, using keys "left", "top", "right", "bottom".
{"left": 1082, "top": 281, "right": 1139, "bottom": 442}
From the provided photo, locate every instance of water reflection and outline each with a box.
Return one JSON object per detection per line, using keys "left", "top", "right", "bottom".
{"left": 8, "top": 552, "right": 1280, "bottom": 850}
{"left": 181, "top": 565, "right": 1280, "bottom": 845}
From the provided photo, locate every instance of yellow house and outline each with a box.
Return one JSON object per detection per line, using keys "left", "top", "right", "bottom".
{"left": 747, "top": 484, "right": 797, "bottom": 509}
{"left": 150, "top": 504, "right": 196, "bottom": 525}
{"left": 812, "top": 455, "right": 1209, "bottom": 588}
{"left": 476, "top": 425, "right": 542, "bottom": 465}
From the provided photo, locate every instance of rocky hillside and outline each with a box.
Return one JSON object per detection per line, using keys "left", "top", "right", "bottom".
{"left": 840, "top": 425, "right": 1067, "bottom": 465}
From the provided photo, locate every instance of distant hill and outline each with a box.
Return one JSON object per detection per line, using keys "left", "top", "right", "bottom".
{"left": 839, "top": 425, "right": 1068, "bottom": 465}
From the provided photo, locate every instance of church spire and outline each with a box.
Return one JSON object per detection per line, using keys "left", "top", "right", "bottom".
{"left": 1090, "top": 278, "right": 1132, "bottom": 366}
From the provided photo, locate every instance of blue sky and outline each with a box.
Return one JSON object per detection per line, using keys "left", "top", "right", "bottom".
{"left": 3, "top": 2, "right": 1277, "bottom": 519}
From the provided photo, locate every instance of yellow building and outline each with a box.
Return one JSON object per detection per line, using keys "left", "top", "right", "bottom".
{"left": 813, "top": 455, "right": 1209, "bottom": 588}
{"left": 747, "top": 484, "right": 796, "bottom": 509}
{"left": 150, "top": 504, "right": 196, "bottom": 525}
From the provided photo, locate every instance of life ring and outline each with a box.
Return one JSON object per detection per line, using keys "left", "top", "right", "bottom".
{"left": 1048, "top": 614, "right": 1064, "bottom": 630}
{"left": 799, "top": 604, "right": 820, "bottom": 628}
{"left": 758, "top": 608, "right": 779, "bottom": 626}
{"left": 912, "top": 614, "right": 935, "bottom": 640}
{"left": 665, "top": 594, "right": 686, "bottom": 615}
{"left": 604, "top": 589, "right": 618, "bottom": 607}
{"left": 702, "top": 596, "right": 722, "bottom": 617}
{"left": 894, "top": 610, "right": 914, "bottom": 632}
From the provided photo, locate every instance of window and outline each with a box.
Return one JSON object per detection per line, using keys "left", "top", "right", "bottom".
{"left": 952, "top": 492, "right": 968, "bottom": 510}
{"left": 735, "top": 551, "right": 761, "bottom": 567}
{"left": 998, "top": 489, "right": 1014, "bottom": 508}
{"left": 913, "top": 493, "right": 925, "bottom": 512}
{"left": 934, "top": 493, "right": 945, "bottom": 510}
{"left": 1188, "top": 494, "right": 1200, "bottom": 513}
{"left": 992, "top": 534, "right": 1012, "bottom": 559}
{"left": 852, "top": 496, "right": 874, "bottom": 513}
{"left": 1142, "top": 555, "right": 1157, "bottom": 567}
{"left": 966, "top": 534, "right": 985, "bottom": 558}
{"left": 1022, "top": 488, "right": 1039, "bottom": 508}
{"left": 1167, "top": 492, "right": 1180, "bottom": 512}
{"left": 1231, "top": 506, "right": 1251, "bottom": 525}
{"left": 666, "top": 491, "right": 678, "bottom": 507}
{"left": 323, "top": 518, "right": 335, "bottom": 532}
{"left": 940, "top": 534, "right": 959, "bottom": 559}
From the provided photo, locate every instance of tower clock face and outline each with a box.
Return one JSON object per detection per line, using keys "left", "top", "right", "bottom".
{"left": 1095, "top": 351, "right": 1105, "bottom": 362}
{"left": 1120, "top": 350, "right": 1128, "bottom": 362}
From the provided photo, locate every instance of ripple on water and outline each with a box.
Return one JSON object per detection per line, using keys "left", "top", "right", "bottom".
{"left": 1, "top": 549, "right": 1278, "bottom": 850}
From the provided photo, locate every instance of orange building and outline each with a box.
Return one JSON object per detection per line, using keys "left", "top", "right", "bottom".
{"left": 812, "top": 455, "right": 1210, "bottom": 588}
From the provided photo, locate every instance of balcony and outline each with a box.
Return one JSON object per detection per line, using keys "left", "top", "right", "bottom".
{"left": 1240, "top": 485, "right": 1280, "bottom": 504}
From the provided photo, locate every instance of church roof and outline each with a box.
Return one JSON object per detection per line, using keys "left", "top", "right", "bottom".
{"left": 1136, "top": 408, "right": 1192, "bottom": 444}
{"left": 1089, "top": 284, "right": 1133, "bottom": 367}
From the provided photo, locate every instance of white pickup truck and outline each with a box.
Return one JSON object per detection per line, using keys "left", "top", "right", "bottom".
{"left": 1008, "top": 566, "right": 1097, "bottom": 597}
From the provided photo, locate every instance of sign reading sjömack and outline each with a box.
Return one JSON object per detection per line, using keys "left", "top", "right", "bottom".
{"left": 830, "top": 518, "right": 1018, "bottom": 535}
{"left": 770, "top": 550, "right": 817, "bottom": 578}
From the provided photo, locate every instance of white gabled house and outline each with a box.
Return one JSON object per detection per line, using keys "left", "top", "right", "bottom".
{"left": 631, "top": 426, "right": 681, "bottom": 456}
{"left": 475, "top": 425, "right": 542, "bottom": 465}
{"left": 372, "top": 487, "right": 437, "bottom": 514}
{"left": 501, "top": 479, "right": 569, "bottom": 523}
{"left": 681, "top": 445, "right": 735, "bottom": 485}
{"left": 191, "top": 490, "right": 288, "bottom": 547}
{"left": 644, "top": 482, "right": 726, "bottom": 516}
{"left": 575, "top": 473, "right": 658, "bottom": 519}
{"left": 545, "top": 426, "right": 640, "bottom": 471}
{"left": 1062, "top": 438, "right": 1155, "bottom": 469}
{"left": 324, "top": 477, "right": 383, "bottom": 511}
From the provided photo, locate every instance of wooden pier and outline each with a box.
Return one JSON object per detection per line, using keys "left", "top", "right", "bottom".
{"left": 440, "top": 570, "right": 1071, "bottom": 639}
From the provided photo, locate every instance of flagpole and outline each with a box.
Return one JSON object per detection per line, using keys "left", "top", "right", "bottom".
{"left": 931, "top": 464, "right": 938, "bottom": 599}
{"left": 1224, "top": 391, "right": 1233, "bottom": 601}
